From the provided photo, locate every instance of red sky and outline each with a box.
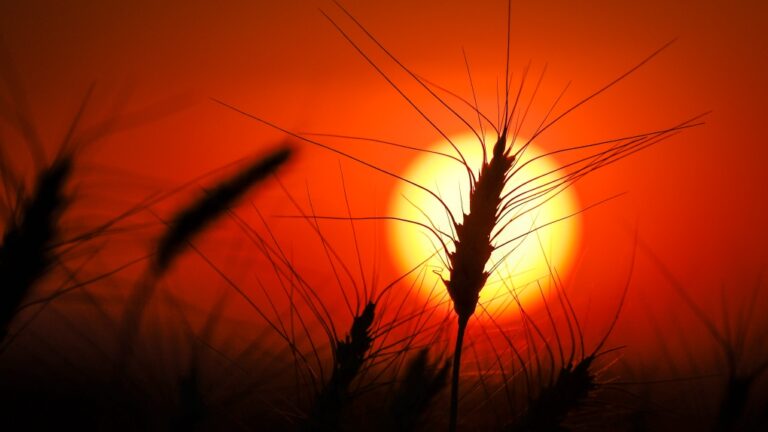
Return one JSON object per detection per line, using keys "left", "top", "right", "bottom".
{"left": 2, "top": 0, "right": 767, "bottom": 365}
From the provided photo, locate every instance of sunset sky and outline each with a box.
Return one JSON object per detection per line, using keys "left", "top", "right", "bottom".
{"left": 3, "top": 0, "right": 767, "bottom": 365}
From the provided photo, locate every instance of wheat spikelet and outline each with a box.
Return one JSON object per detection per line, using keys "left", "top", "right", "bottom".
{"left": 0, "top": 156, "right": 71, "bottom": 342}
{"left": 445, "top": 131, "right": 513, "bottom": 322}
{"left": 507, "top": 356, "right": 597, "bottom": 432}
{"left": 114, "top": 145, "right": 292, "bottom": 382}
{"left": 154, "top": 145, "right": 293, "bottom": 274}
{"left": 303, "top": 302, "right": 376, "bottom": 432}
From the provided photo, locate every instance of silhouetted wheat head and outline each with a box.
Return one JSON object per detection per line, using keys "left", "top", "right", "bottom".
{"left": 508, "top": 358, "right": 596, "bottom": 432}
{"left": 154, "top": 145, "right": 293, "bottom": 274}
{"left": 0, "top": 156, "right": 71, "bottom": 342}
{"left": 0, "top": 54, "right": 75, "bottom": 344}
{"left": 0, "top": 52, "right": 200, "bottom": 358}
{"left": 115, "top": 144, "right": 293, "bottom": 379}
{"left": 241, "top": 176, "right": 454, "bottom": 429}
{"left": 303, "top": 302, "right": 375, "bottom": 431}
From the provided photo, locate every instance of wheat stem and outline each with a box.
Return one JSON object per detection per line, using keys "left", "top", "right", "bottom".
{"left": 449, "top": 315, "right": 469, "bottom": 432}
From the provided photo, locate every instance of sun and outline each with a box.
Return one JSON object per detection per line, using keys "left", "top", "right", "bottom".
{"left": 388, "top": 132, "right": 581, "bottom": 315}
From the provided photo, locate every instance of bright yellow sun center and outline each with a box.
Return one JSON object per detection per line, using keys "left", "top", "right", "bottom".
{"left": 388, "top": 133, "right": 581, "bottom": 316}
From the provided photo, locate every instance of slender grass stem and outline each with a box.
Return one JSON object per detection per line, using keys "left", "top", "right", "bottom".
{"left": 449, "top": 315, "right": 469, "bottom": 432}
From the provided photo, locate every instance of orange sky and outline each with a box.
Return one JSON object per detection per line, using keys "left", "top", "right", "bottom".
{"left": 2, "top": 0, "right": 767, "bottom": 364}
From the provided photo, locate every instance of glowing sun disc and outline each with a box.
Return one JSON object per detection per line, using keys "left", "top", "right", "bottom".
{"left": 388, "top": 133, "right": 581, "bottom": 315}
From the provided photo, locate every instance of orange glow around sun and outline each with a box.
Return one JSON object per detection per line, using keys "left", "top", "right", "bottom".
{"left": 389, "top": 133, "right": 581, "bottom": 315}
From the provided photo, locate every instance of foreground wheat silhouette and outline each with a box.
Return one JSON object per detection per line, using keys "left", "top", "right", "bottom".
{"left": 214, "top": 2, "right": 704, "bottom": 430}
